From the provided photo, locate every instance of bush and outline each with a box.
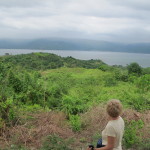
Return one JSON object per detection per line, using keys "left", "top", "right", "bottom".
{"left": 127, "top": 95, "right": 150, "bottom": 111}
{"left": 114, "top": 69, "right": 128, "bottom": 82}
{"left": 69, "top": 115, "right": 81, "bottom": 132}
{"left": 99, "top": 64, "right": 110, "bottom": 71}
{"left": 123, "top": 120, "right": 144, "bottom": 149}
{"left": 8, "top": 71, "right": 24, "bottom": 93}
{"left": 0, "top": 98, "right": 18, "bottom": 127}
{"left": 143, "top": 67, "right": 150, "bottom": 75}
{"left": 62, "top": 95, "right": 87, "bottom": 115}
{"left": 104, "top": 76, "right": 117, "bottom": 86}
{"left": 5, "top": 144, "right": 28, "bottom": 150}
{"left": 136, "top": 74, "right": 150, "bottom": 92}
{"left": 127, "top": 63, "right": 142, "bottom": 76}
{"left": 40, "top": 134, "right": 73, "bottom": 150}
{"left": 136, "top": 138, "right": 150, "bottom": 150}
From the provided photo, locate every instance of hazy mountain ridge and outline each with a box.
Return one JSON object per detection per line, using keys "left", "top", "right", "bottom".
{"left": 0, "top": 38, "right": 150, "bottom": 54}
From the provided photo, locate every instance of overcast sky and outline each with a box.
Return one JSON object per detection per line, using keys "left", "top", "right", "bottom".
{"left": 0, "top": 0, "right": 150, "bottom": 43}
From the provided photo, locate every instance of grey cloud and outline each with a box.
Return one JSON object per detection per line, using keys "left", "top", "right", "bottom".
{"left": 109, "top": 0, "right": 150, "bottom": 11}
{"left": 0, "top": 0, "right": 150, "bottom": 43}
{"left": 0, "top": 0, "right": 43, "bottom": 8}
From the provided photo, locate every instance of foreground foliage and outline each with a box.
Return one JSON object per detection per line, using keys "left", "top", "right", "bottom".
{"left": 0, "top": 53, "right": 149, "bottom": 149}
{"left": 40, "top": 135, "right": 73, "bottom": 150}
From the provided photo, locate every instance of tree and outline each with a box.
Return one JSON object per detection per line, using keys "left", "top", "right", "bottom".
{"left": 8, "top": 71, "right": 23, "bottom": 93}
{"left": 127, "top": 63, "right": 142, "bottom": 76}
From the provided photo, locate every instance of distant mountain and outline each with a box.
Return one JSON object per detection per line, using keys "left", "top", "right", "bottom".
{"left": 0, "top": 38, "right": 150, "bottom": 54}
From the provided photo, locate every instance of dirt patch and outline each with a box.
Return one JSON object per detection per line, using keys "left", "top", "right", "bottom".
{"left": 0, "top": 111, "right": 74, "bottom": 149}
{"left": 0, "top": 107, "right": 149, "bottom": 149}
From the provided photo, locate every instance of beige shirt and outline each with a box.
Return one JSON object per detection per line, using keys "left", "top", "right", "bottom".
{"left": 102, "top": 116, "right": 124, "bottom": 150}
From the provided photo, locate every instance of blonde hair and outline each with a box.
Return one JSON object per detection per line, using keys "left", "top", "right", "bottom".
{"left": 106, "top": 99, "right": 123, "bottom": 118}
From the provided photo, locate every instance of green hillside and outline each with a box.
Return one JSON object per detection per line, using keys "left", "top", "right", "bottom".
{"left": 0, "top": 52, "right": 105, "bottom": 70}
{"left": 0, "top": 53, "right": 149, "bottom": 150}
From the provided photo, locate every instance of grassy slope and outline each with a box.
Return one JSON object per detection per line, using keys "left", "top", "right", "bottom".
{"left": 0, "top": 68, "right": 149, "bottom": 150}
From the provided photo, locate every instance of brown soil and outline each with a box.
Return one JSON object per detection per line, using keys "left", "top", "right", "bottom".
{"left": 0, "top": 107, "right": 149, "bottom": 150}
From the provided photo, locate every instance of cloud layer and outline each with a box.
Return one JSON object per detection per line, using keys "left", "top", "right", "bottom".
{"left": 0, "top": 0, "right": 150, "bottom": 43}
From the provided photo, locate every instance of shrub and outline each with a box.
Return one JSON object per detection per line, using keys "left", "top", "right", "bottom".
{"left": 69, "top": 114, "right": 81, "bottom": 132}
{"left": 5, "top": 144, "right": 28, "bottom": 150}
{"left": 8, "top": 71, "right": 24, "bottom": 93}
{"left": 131, "top": 96, "right": 150, "bottom": 111}
{"left": 114, "top": 69, "right": 128, "bottom": 82}
{"left": 127, "top": 63, "right": 142, "bottom": 76}
{"left": 136, "top": 138, "right": 150, "bottom": 150}
{"left": 123, "top": 120, "right": 144, "bottom": 149}
{"left": 104, "top": 76, "right": 117, "bottom": 86}
{"left": 0, "top": 98, "right": 18, "bottom": 126}
{"left": 99, "top": 64, "right": 110, "bottom": 71}
{"left": 62, "top": 95, "right": 87, "bottom": 115}
{"left": 128, "top": 75, "right": 138, "bottom": 83}
{"left": 143, "top": 67, "right": 150, "bottom": 75}
{"left": 40, "top": 134, "right": 73, "bottom": 150}
{"left": 136, "top": 74, "right": 150, "bottom": 92}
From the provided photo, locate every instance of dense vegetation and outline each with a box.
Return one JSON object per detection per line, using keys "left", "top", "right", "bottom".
{"left": 0, "top": 53, "right": 105, "bottom": 70}
{"left": 0, "top": 53, "right": 149, "bottom": 150}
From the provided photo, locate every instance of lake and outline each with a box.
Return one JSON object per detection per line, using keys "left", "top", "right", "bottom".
{"left": 0, "top": 49, "right": 150, "bottom": 68}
